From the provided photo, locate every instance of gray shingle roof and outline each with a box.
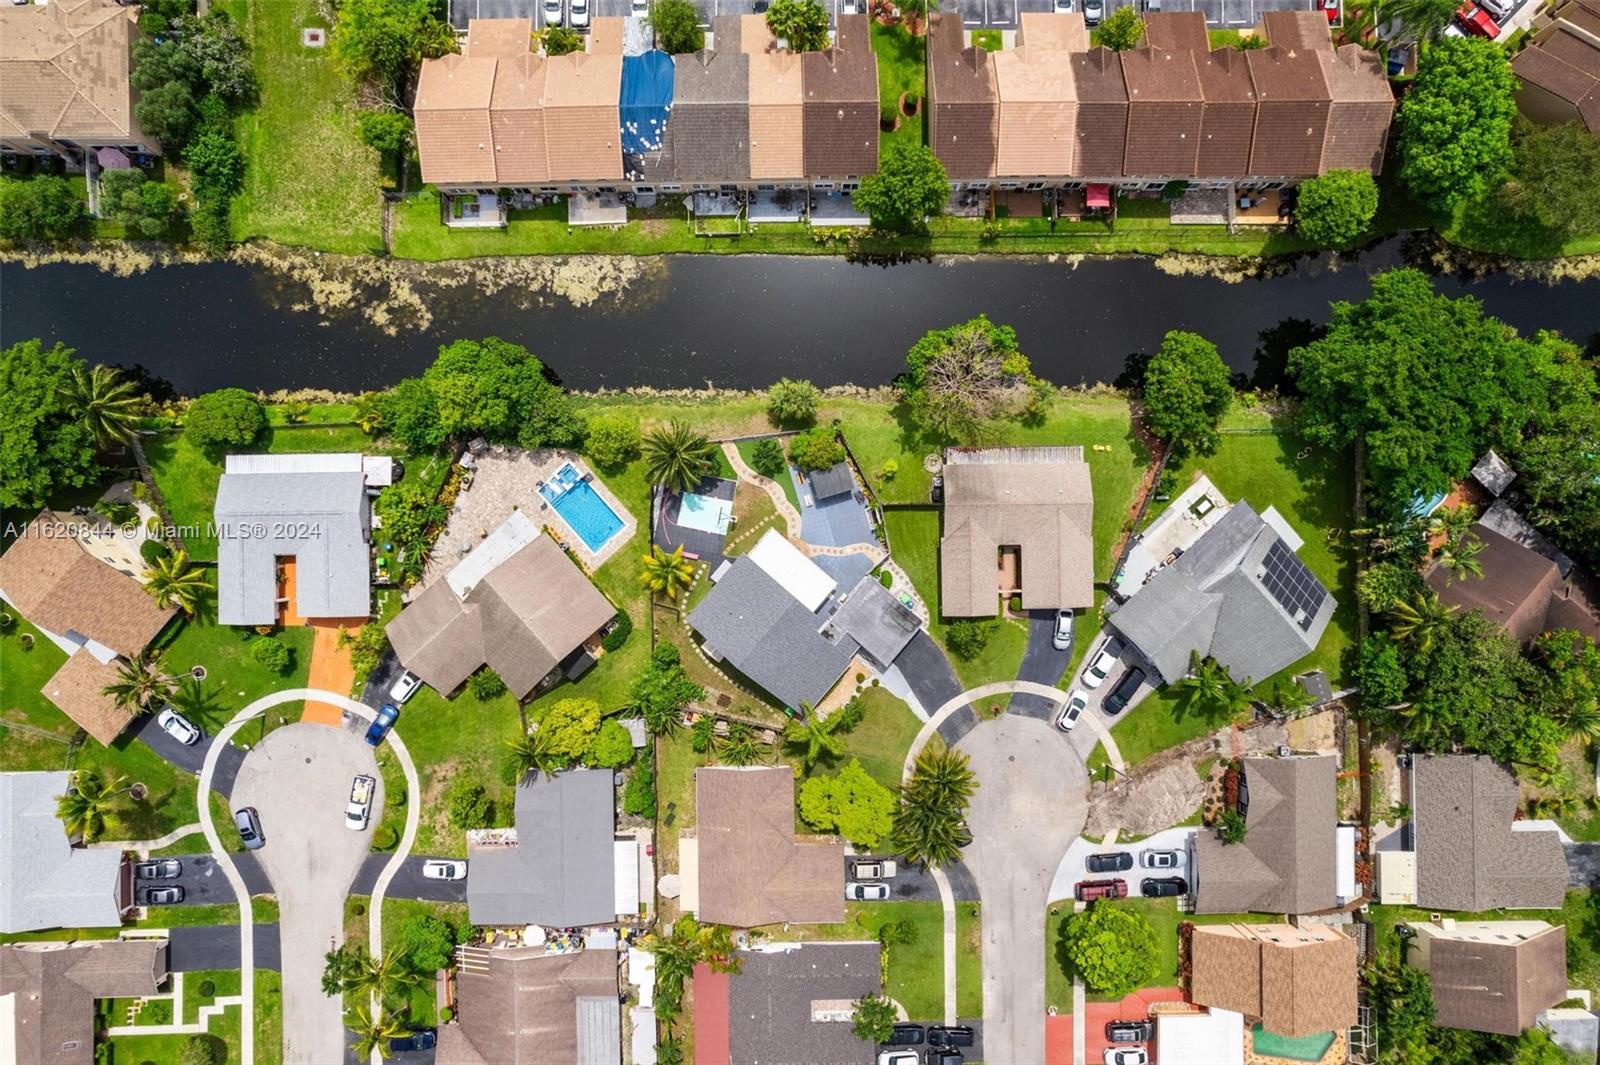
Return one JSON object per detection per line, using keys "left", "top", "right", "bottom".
{"left": 725, "top": 943, "right": 880, "bottom": 1065}
{"left": 639, "top": 48, "right": 751, "bottom": 183}
{"left": 0, "top": 939, "right": 168, "bottom": 1065}
{"left": 1193, "top": 755, "right": 1338, "bottom": 915}
{"left": 807, "top": 461, "right": 856, "bottom": 501}
{"left": 214, "top": 470, "right": 370, "bottom": 625}
{"left": 826, "top": 576, "right": 921, "bottom": 668}
{"left": 1413, "top": 755, "right": 1568, "bottom": 912}
{"left": 0, "top": 771, "right": 128, "bottom": 934}
{"left": 1108, "top": 501, "right": 1334, "bottom": 685}
{"left": 467, "top": 769, "right": 617, "bottom": 927}
{"left": 689, "top": 558, "right": 857, "bottom": 710}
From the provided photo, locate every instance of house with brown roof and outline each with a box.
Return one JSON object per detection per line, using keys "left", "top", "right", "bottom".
{"left": 1120, "top": 46, "right": 1203, "bottom": 178}
{"left": 927, "top": 14, "right": 999, "bottom": 181}
{"left": 687, "top": 767, "right": 845, "bottom": 928}
{"left": 1402, "top": 919, "right": 1570, "bottom": 1036}
{"left": 1189, "top": 923, "right": 1358, "bottom": 1037}
{"left": 1072, "top": 48, "right": 1132, "bottom": 179}
{"left": 939, "top": 446, "right": 1095, "bottom": 618}
{"left": 1512, "top": 0, "right": 1600, "bottom": 134}
{"left": 435, "top": 945, "right": 621, "bottom": 1065}
{"left": 747, "top": 49, "right": 806, "bottom": 182}
{"left": 993, "top": 26, "right": 1079, "bottom": 180}
{"left": 1192, "top": 755, "right": 1339, "bottom": 915}
{"left": 0, "top": 511, "right": 175, "bottom": 745}
{"left": 0, "top": 0, "right": 159, "bottom": 164}
{"left": 386, "top": 509, "right": 615, "bottom": 700}
{"left": 802, "top": 15, "right": 878, "bottom": 182}
{"left": 0, "top": 939, "right": 168, "bottom": 1065}
{"left": 1426, "top": 523, "right": 1600, "bottom": 643}
{"left": 1410, "top": 755, "right": 1568, "bottom": 912}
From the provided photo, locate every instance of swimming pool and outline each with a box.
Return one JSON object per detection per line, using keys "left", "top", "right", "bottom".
{"left": 539, "top": 462, "right": 625, "bottom": 553}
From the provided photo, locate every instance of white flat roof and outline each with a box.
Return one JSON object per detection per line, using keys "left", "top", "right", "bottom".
{"left": 614, "top": 839, "right": 640, "bottom": 916}
{"left": 747, "top": 529, "right": 836, "bottom": 612}
{"left": 1157, "top": 1009, "right": 1245, "bottom": 1065}
{"left": 225, "top": 452, "right": 364, "bottom": 475}
{"left": 1337, "top": 823, "right": 1357, "bottom": 901}
{"left": 445, "top": 510, "right": 540, "bottom": 598}
{"left": 1260, "top": 505, "right": 1305, "bottom": 552}
{"left": 679, "top": 837, "right": 700, "bottom": 914}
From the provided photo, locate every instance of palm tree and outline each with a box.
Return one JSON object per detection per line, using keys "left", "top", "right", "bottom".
{"left": 1177, "top": 653, "right": 1253, "bottom": 723}
{"left": 640, "top": 544, "right": 697, "bottom": 600}
{"left": 642, "top": 421, "right": 715, "bottom": 494}
{"left": 61, "top": 363, "right": 142, "bottom": 450}
{"left": 55, "top": 769, "right": 128, "bottom": 842}
{"left": 505, "top": 726, "right": 563, "bottom": 781}
{"left": 1531, "top": 791, "right": 1581, "bottom": 820}
{"left": 783, "top": 709, "right": 844, "bottom": 772}
{"left": 102, "top": 653, "right": 175, "bottom": 714}
{"left": 355, "top": 392, "right": 385, "bottom": 435}
{"left": 348, "top": 1005, "right": 408, "bottom": 1060}
{"left": 1437, "top": 531, "right": 1485, "bottom": 583}
{"left": 1389, "top": 592, "right": 1456, "bottom": 653}
{"left": 143, "top": 549, "right": 212, "bottom": 616}
{"left": 1379, "top": 0, "right": 1460, "bottom": 43}
{"left": 690, "top": 714, "right": 718, "bottom": 755}
{"left": 719, "top": 721, "right": 763, "bottom": 767}
{"left": 1556, "top": 702, "right": 1600, "bottom": 745}
{"left": 891, "top": 746, "right": 978, "bottom": 869}
{"left": 169, "top": 675, "right": 224, "bottom": 726}
{"left": 346, "top": 946, "right": 423, "bottom": 1001}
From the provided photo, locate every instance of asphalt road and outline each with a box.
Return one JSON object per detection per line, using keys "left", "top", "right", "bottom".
{"left": 956, "top": 714, "right": 1088, "bottom": 1065}
{"left": 167, "top": 922, "right": 283, "bottom": 972}
{"left": 231, "top": 721, "right": 382, "bottom": 1065}
{"left": 1010, "top": 610, "right": 1074, "bottom": 722}
{"left": 895, "top": 631, "right": 965, "bottom": 724}
{"left": 351, "top": 853, "right": 469, "bottom": 902}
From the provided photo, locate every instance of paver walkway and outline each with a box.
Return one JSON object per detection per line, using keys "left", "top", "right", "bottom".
{"left": 279, "top": 559, "right": 364, "bottom": 726}
{"left": 723, "top": 441, "right": 802, "bottom": 537}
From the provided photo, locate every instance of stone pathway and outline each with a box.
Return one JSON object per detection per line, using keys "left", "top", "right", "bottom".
{"left": 103, "top": 970, "right": 246, "bottom": 1038}
{"left": 723, "top": 442, "right": 802, "bottom": 539}
{"left": 88, "top": 822, "right": 203, "bottom": 852}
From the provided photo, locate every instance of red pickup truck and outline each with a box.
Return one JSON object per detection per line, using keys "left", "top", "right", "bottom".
{"left": 1456, "top": 2, "right": 1502, "bottom": 37}
{"left": 1075, "top": 879, "right": 1129, "bottom": 902}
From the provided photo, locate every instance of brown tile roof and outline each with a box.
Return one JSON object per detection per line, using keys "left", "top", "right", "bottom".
{"left": 415, "top": 54, "right": 501, "bottom": 185}
{"left": 748, "top": 50, "right": 805, "bottom": 178}
{"left": 1425, "top": 925, "right": 1568, "bottom": 1035}
{"left": 466, "top": 17, "right": 534, "bottom": 58}
{"left": 1017, "top": 11, "right": 1089, "bottom": 50}
{"left": 1317, "top": 45, "right": 1393, "bottom": 172}
{"left": 1412, "top": 754, "right": 1569, "bottom": 912}
{"left": 488, "top": 54, "right": 550, "bottom": 184}
{"left": 993, "top": 47, "right": 1078, "bottom": 176}
{"left": 1426, "top": 523, "right": 1568, "bottom": 642}
{"left": 1195, "top": 48, "right": 1259, "bottom": 176}
{"left": 939, "top": 447, "right": 1095, "bottom": 615}
{"left": 927, "top": 13, "right": 999, "bottom": 178}
{"left": 1142, "top": 11, "right": 1211, "bottom": 52}
{"left": 0, "top": 0, "right": 148, "bottom": 146}
{"left": 543, "top": 52, "right": 623, "bottom": 180}
{"left": 1120, "top": 47, "right": 1202, "bottom": 176}
{"left": 1193, "top": 755, "right": 1338, "bottom": 915}
{"left": 436, "top": 946, "right": 618, "bottom": 1065}
{"left": 0, "top": 940, "right": 167, "bottom": 1065}
{"left": 40, "top": 652, "right": 136, "bottom": 746}
{"left": 802, "top": 15, "right": 878, "bottom": 178}
{"left": 738, "top": 13, "right": 781, "bottom": 54}
{"left": 1071, "top": 48, "right": 1130, "bottom": 177}
{"left": 694, "top": 766, "right": 845, "bottom": 927}
{"left": 1543, "top": 22, "right": 1600, "bottom": 68}
{"left": 1513, "top": 44, "right": 1600, "bottom": 114}
{"left": 1260, "top": 9, "right": 1335, "bottom": 52}
{"left": 586, "top": 16, "right": 625, "bottom": 55}
{"left": 0, "top": 510, "right": 174, "bottom": 659}
{"left": 1191, "top": 923, "right": 1358, "bottom": 1037}
{"left": 1244, "top": 46, "right": 1331, "bottom": 176}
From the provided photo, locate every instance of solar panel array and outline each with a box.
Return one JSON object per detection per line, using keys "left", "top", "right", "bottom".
{"left": 1260, "top": 539, "right": 1327, "bottom": 632}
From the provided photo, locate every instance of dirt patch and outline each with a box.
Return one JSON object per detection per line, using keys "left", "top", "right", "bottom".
{"left": 1286, "top": 708, "right": 1340, "bottom": 753}
{"left": 1087, "top": 759, "right": 1208, "bottom": 838}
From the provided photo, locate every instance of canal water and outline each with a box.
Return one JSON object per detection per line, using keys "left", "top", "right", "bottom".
{"left": 3, "top": 242, "right": 1596, "bottom": 394}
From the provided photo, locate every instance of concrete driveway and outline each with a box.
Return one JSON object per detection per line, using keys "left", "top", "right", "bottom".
{"left": 230, "top": 721, "right": 382, "bottom": 1065}
{"left": 955, "top": 714, "right": 1088, "bottom": 1065}
{"left": 1049, "top": 826, "right": 1198, "bottom": 903}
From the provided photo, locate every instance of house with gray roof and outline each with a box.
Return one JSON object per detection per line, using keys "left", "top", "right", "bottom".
{"left": 0, "top": 772, "right": 132, "bottom": 934}
{"left": 939, "top": 446, "right": 1095, "bottom": 618}
{"left": 807, "top": 461, "right": 857, "bottom": 502}
{"left": 1410, "top": 755, "right": 1567, "bottom": 912}
{"left": 435, "top": 944, "right": 620, "bottom": 1064}
{"left": 824, "top": 575, "right": 921, "bottom": 670}
{"left": 214, "top": 455, "right": 372, "bottom": 626}
{"left": 689, "top": 531, "right": 857, "bottom": 710}
{"left": 0, "top": 939, "right": 168, "bottom": 1065}
{"left": 1193, "top": 755, "right": 1338, "bottom": 915}
{"left": 467, "top": 768, "right": 618, "bottom": 928}
{"left": 693, "top": 942, "right": 880, "bottom": 1065}
{"left": 1107, "top": 501, "right": 1335, "bottom": 686}
{"left": 387, "top": 510, "right": 616, "bottom": 700}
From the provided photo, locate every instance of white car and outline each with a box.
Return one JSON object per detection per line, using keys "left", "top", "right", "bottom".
{"left": 544, "top": 0, "right": 563, "bottom": 25}
{"left": 388, "top": 670, "right": 422, "bottom": 705}
{"left": 632, "top": 0, "right": 649, "bottom": 12}
{"left": 422, "top": 859, "right": 468, "bottom": 881}
{"left": 846, "top": 881, "right": 890, "bottom": 901}
{"left": 157, "top": 706, "right": 201, "bottom": 746}
{"left": 345, "top": 774, "right": 375, "bottom": 831}
{"left": 570, "top": 0, "right": 590, "bottom": 27}
{"left": 852, "top": 858, "right": 897, "bottom": 879}
{"left": 1052, "top": 609, "right": 1074, "bottom": 651}
{"left": 1053, "top": 0, "right": 1073, "bottom": 11}
{"left": 1105, "top": 1049, "right": 1148, "bottom": 1065}
{"left": 1056, "top": 689, "right": 1088, "bottom": 732}
{"left": 1141, "top": 849, "right": 1181, "bottom": 869}
{"left": 1083, "top": 0, "right": 1104, "bottom": 23}
{"left": 879, "top": 1053, "right": 919, "bottom": 1065}
{"left": 1082, "top": 638, "right": 1123, "bottom": 690}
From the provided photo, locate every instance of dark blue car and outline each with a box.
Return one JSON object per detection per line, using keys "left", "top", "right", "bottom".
{"left": 388, "top": 1028, "right": 436, "bottom": 1053}
{"left": 365, "top": 703, "right": 400, "bottom": 747}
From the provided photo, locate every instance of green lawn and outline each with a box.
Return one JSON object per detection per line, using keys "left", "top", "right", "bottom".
{"left": 380, "top": 898, "right": 470, "bottom": 1026}
{"left": 735, "top": 436, "right": 800, "bottom": 511}
{"left": 775, "top": 901, "right": 947, "bottom": 1020}
{"left": 833, "top": 685, "right": 924, "bottom": 790}
{"left": 226, "top": 0, "right": 384, "bottom": 253}
{"left": 872, "top": 22, "right": 926, "bottom": 154}
{"left": 102, "top": 967, "right": 265, "bottom": 1065}
{"left": 956, "top": 901, "right": 982, "bottom": 1017}
{"left": 157, "top": 616, "right": 315, "bottom": 743}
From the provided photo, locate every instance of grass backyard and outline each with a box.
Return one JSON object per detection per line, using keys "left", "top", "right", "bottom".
{"left": 224, "top": 0, "right": 383, "bottom": 253}
{"left": 157, "top": 616, "right": 315, "bottom": 740}
{"left": 835, "top": 686, "right": 923, "bottom": 790}
{"left": 872, "top": 23, "right": 926, "bottom": 154}
{"left": 776, "top": 900, "right": 950, "bottom": 1020}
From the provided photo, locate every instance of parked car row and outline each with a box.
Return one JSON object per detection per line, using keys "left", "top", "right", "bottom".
{"left": 1056, "top": 636, "right": 1147, "bottom": 731}
{"left": 1075, "top": 876, "right": 1188, "bottom": 901}
{"left": 1104, "top": 1019, "right": 1153, "bottom": 1065}
{"left": 879, "top": 1024, "right": 977, "bottom": 1064}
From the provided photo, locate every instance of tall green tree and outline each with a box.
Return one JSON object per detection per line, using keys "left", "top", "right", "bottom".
{"left": 1295, "top": 169, "right": 1379, "bottom": 247}
{"left": 783, "top": 710, "right": 846, "bottom": 772}
{"left": 55, "top": 770, "right": 128, "bottom": 842}
{"left": 505, "top": 726, "right": 564, "bottom": 781}
{"left": 648, "top": 0, "right": 705, "bottom": 53}
{"left": 643, "top": 421, "right": 715, "bottom": 493}
{"left": 640, "top": 544, "right": 697, "bottom": 600}
{"left": 1059, "top": 903, "right": 1158, "bottom": 998}
{"left": 347, "top": 1004, "right": 408, "bottom": 1060}
{"left": 1378, "top": 0, "right": 1459, "bottom": 43}
{"left": 767, "top": 378, "right": 821, "bottom": 427}
{"left": 765, "top": 0, "right": 830, "bottom": 51}
{"left": 892, "top": 746, "right": 977, "bottom": 868}
{"left": 631, "top": 645, "right": 704, "bottom": 736}
{"left": 184, "top": 388, "right": 265, "bottom": 451}
{"left": 1388, "top": 592, "right": 1456, "bottom": 653}
{"left": 798, "top": 758, "right": 895, "bottom": 848}
{"left": 854, "top": 143, "right": 949, "bottom": 234}
{"left": 900, "top": 315, "right": 1035, "bottom": 440}
{"left": 851, "top": 993, "right": 898, "bottom": 1044}
{"left": 1140, "top": 330, "right": 1232, "bottom": 457}
{"left": 1, "top": 340, "right": 98, "bottom": 509}
{"left": 1177, "top": 652, "right": 1254, "bottom": 723}
{"left": 0, "top": 177, "right": 86, "bottom": 240}
{"left": 144, "top": 549, "right": 212, "bottom": 616}
{"left": 333, "top": 0, "right": 456, "bottom": 95}
{"left": 1399, "top": 38, "right": 1517, "bottom": 213}
{"left": 421, "top": 337, "right": 584, "bottom": 449}
{"left": 1095, "top": 5, "right": 1145, "bottom": 49}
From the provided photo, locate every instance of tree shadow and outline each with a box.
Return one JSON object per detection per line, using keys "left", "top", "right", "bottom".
{"left": 1250, "top": 317, "right": 1324, "bottom": 393}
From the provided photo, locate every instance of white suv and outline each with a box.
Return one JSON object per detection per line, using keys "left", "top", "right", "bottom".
{"left": 1082, "top": 638, "right": 1123, "bottom": 689}
{"left": 345, "top": 775, "right": 375, "bottom": 831}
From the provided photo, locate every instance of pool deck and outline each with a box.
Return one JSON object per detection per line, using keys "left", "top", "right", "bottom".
{"left": 415, "top": 448, "right": 636, "bottom": 594}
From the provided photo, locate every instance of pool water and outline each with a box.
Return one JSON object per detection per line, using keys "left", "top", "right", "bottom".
{"left": 1251, "top": 1024, "right": 1336, "bottom": 1062}
{"left": 539, "top": 463, "right": 625, "bottom": 552}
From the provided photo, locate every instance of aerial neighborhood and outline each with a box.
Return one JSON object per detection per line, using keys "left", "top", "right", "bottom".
{"left": 1, "top": 0, "right": 1599, "bottom": 1061}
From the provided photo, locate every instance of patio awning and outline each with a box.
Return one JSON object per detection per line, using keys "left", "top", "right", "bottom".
{"left": 96, "top": 147, "right": 131, "bottom": 170}
{"left": 1086, "top": 183, "right": 1111, "bottom": 209}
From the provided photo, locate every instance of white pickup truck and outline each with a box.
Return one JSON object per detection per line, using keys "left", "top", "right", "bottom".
{"left": 345, "top": 774, "right": 375, "bottom": 831}
{"left": 852, "top": 858, "right": 897, "bottom": 879}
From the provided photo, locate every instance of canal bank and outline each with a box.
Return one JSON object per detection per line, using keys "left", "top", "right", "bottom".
{"left": 2, "top": 240, "right": 1596, "bottom": 395}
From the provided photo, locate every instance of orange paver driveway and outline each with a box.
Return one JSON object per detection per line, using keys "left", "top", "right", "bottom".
{"left": 279, "top": 559, "right": 366, "bottom": 726}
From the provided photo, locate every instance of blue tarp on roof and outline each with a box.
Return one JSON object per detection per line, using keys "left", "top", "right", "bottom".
{"left": 619, "top": 51, "right": 674, "bottom": 155}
